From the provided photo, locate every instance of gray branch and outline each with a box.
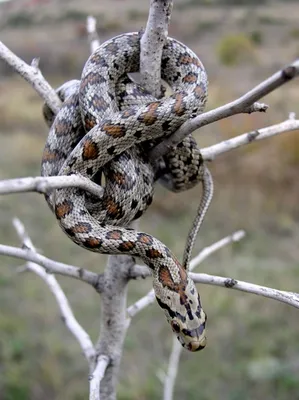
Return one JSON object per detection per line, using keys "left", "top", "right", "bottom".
{"left": 149, "top": 61, "right": 299, "bottom": 160}
{"left": 0, "top": 41, "right": 61, "bottom": 114}
{"left": 89, "top": 355, "right": 110, "bottom": 400}
{"left": 190, "top": 273, "right": 299, "bottom": 309}
{"left": 0, "top": 243, "right": 102, "bottom": 290}
{"left": 96, "top": 256, "right": 134, "bottom": 400}
{"left": 87, "top": 16, "right": 101, "bottom": 53}
{"left": 93, "top": 2, "right": 174, "bottom": 398}
{"left": 0, "top": 175, "right": 103, "bottom": 197}
{"left": 13, "top": 218, "right": 96, "bottom": 366}
{"left": 201, "top": 116, "right": 299, "bottom": 161}
{"left": 140, "top": 0, "right": 173, "bottom": 97}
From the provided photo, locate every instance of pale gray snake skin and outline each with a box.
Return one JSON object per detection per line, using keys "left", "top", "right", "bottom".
{"left": 41, "top": 32, "right": 212, "bottom": 352}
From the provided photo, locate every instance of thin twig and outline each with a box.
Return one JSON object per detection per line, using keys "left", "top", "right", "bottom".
{"left": 93, "top": 5, "right": 175, "bottom": 397}
{"left": 87, "top": 16, "right": 101, "bottom": 53}
{"left": 2, "top": 117, "right": 298, "bottom": 198}
{"left": 190, "top": 273, "right": 299, "bottom": 308}
{"left": 201, "top": 117, "right": 299, "bottom": 161}
{"left": 162, "top": 279, "right": 299, "bottom": 400}
{"left": 89, "top": 355, "right": 110, "bottom": 400}
{"left": 0, "top": 175, "right": 103, "bottom": 197}
{"left": 150, "top": 60, "right": 299, "bottom": 160}
{"left": 127, "top": 230, "right": 246, "bottom": 319}
{"left": 0, "top": 243, "right": 102, "bottom": 289}
{"left": 12, "top": 218, "right": 96, "bottom": 364}
{"left": 163, "top": 338, "right": 182, "bottom": 400}
{"left": 95, "top": 254, "right": 135, "bottom": 400}
{"left": 140, "top": 0, "right": 173, "bottom": 97}
{"left": 0, "top": 41, "right": 61, "bottom": 113}
{"left": 189, "top": 230, "right": 245, "bottom": 268}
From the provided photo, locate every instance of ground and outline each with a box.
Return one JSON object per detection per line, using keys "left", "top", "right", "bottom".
{"left": 1, "top": 1, "right": 299, "bottom": 399}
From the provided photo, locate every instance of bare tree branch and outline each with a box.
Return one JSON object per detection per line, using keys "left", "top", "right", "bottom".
{"left": 96, "top": 255, "right": 134, "bottom": 400}
{"left": 1, "top": 115, "right": 297, "bottom": 198}
{"left": 0, "top": 175, "right": 104, "bottom": 197}
{"left": 0, "top": 41, "right": 61, "bottom": 114}
{"left": 163, "top": 338, "right": 182, "bottom": 400}
{"left": 140, "top": 0, "right": 173, "bottom": 97}
{"left": 189, "top": 230, "right": 245, "bottom": 268}
{"left": 128, "top": 263, "right": 151, "bottom": 279}
{"left": 190, "top": 273, "right": 299, "bottom": 309}
{"left": 0, "top": 243, "right": 102, "bottom": 289}
{"left": 163, "top": 264, "right": 299, "bottom": 400}
{"left": 12, "top": 218, "right": 96, "bottom": 364}
{"left": 162, "top": 227, "right": 299, "bottom": 400}
{"left": 87, "top": 16, "right": 101, "bottom": 53}
{"left": 150, "top": 60, "right": 299, "bottom": 160}
{"left": 92, "top": 4, "right": 175, "bottom": 398}
{"left": 201, "top": 116, "right": 299, "bottom": 161}
{"left": 127, "top": 230, "right": 246, "bottom": 319}
{"left": 89, "top": 355, "right": 110, "bottom": 400}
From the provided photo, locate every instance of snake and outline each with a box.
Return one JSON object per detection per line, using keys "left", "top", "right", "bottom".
{"left": 41, "top": 32, "right": 212, "bottom": 352}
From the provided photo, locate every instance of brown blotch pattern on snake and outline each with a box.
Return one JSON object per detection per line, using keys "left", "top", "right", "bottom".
{"left": 106, "top": 171, "right": 127, "bottom": 186}
{"left": 42, "top": 148, "right": 60, "bottom": 163}
{"left": 92, "top": 94, "right": 109, "bottom": 112}
{"left": 137, "top": 102, "right": 160, "bottom": 126}
{"left": 83, "top": 237, "right": 103, "bottom": 249}
{"left": 82, "top": 139, "right": 99, "bottom": 160}
{"left": 179, "top": 55, "right": 201, "bottom": 67}
{"left": 55, "top": 199, "right": 74, "bottom": 219}
{"left": 80, "top": 72, "right": 105, "bottom": 94}
{"left": 173, "top": 93, "right": 187, "bottom": 116}
{"left": 105, "top": 42, "right": 120, "bottom": 53}
{"left": 158, "top": 265, "right": 176, "bottom": 288}
{"left": 118, "top": 241, "right": 136, "bottom": 251}
{"left": 84, "top": 114, "right": 97, "bottom": 131}
{"left": 103, "top": 197, "right": 125, "bottom": 219}
{"left": 122, "top": 108, "right": 138, "bottom": 119}
{"left": 182, "top": 72, "right": 198, "bottom": 84}
{"left": 136, "top": 233, "right": 154, "bottom": 245}
{"left": 106, "top": 229, "right": 123, "bottom": 240}
{"left": 158, "top": 265, "right": 188, "bottom": 305}
{"left": 71, "top": 222, "right": 92, "bottom": 233}
{"left": 145, "top": 248, "right": 164, "bottom": 259}
{"left": 55, "top": 120, "right": 71, "bottom": 136}
{"left": 194, "top": 84, "right": 206, "bottom": 99}
{"left": 102, "top": 123, "right": 126, "bottom": 138}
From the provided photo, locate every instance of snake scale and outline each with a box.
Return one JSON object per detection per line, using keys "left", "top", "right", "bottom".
{"left": 41, "top": 32, "right": 212, "bottom": 352}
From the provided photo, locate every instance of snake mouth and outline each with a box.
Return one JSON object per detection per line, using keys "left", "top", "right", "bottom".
{"left": 187, "top": 336, "right": 207, "bottom": 352}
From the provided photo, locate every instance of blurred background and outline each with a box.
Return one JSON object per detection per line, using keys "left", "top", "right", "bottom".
{"left": 1, "top": 0, "right": 299, "bottom": 399}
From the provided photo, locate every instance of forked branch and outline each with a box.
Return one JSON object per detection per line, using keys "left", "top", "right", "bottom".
{"left": 0, "top": 41, "right": 61, "bottom": 113}
{"left": 0, "top": 243, "right": 102, "bottom": 289}
{"left": 150, "top": 61, "right": 299, "bottom": 160}
{"left": 12, "top": 218, "right": 97, "bottom": 366}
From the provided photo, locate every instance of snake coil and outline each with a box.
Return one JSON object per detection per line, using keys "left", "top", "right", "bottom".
{"left": 41, "top": 32, "right": 211, "bottom": 352}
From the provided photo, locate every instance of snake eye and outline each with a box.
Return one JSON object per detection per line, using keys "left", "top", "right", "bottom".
{"left": 171, "top": 321, "right": 181, "bottom": 333}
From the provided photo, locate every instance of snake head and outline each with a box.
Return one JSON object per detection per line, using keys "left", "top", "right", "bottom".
{"left": 155, "top": 273, "right": 207, "bottom": 352}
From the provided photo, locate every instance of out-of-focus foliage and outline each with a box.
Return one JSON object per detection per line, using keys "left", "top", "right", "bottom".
{"left": 216, "top": 33, "right": 257, "bottom": 66}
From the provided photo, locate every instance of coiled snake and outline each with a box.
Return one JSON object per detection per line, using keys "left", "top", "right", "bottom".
{"left": 41, "top": 32, "right": 212, "bottom": 352}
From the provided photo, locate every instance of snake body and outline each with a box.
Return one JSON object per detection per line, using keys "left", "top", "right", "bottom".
{"left": 42, "top": 32, "right": 209, "bottom": 352}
